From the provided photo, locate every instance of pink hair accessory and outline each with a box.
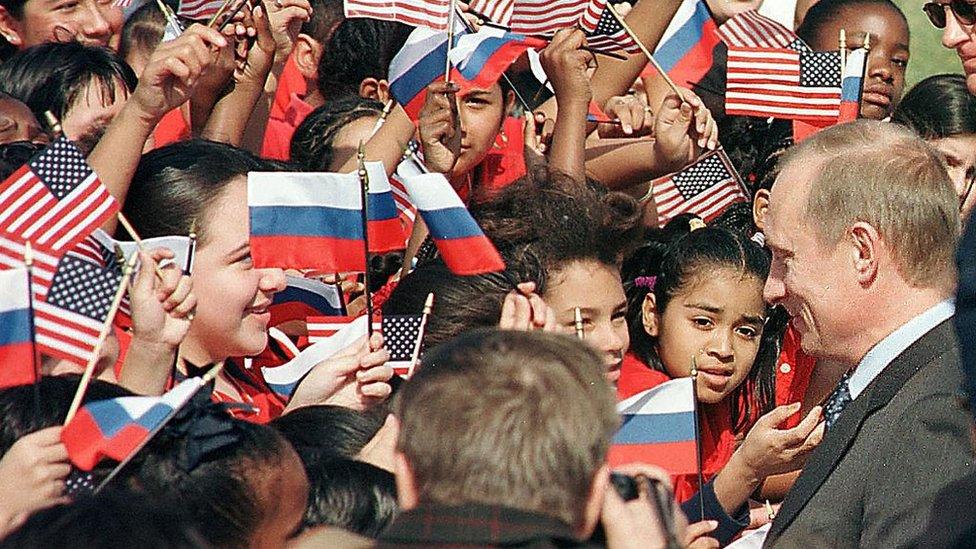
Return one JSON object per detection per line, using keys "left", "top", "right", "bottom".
{"left": 633, "top": 276, "right": 657, "bottom": 290}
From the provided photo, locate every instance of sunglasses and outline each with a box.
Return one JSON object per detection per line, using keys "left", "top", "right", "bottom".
{"left": 924, "top": 0, "right": 976, "bottom": 29}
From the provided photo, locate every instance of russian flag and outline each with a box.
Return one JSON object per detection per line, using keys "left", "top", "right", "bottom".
{"left": 839, "top": 48, "right": 867, "bottom": 123}
{"left": 269, "top": 275, "right": 345, "bottom": 327}
{"left": 248, "top": 162, "right": 404, "bottom": 272}
{"left": 0, "top": 268, "right": 36, "bottom": 389}
{"left": 262, "top": 314, "right": 372, "bottom": 397}
{"left": 390, "top": 27, "right": 461, "bottom": 121}
{"left": 448, "top": 29, "right": 546, "bottom": 91}
{"left": 608, "top": 377, "right": 699, "bottom": 475}
{"left": 398, "top": 173, "right": 505, "bottom": 275}
{"left": 641, "top": 0, "right": 719, "bottom": 88}
{"left": 61, "top": 377, "right": 205, "bottom": 471}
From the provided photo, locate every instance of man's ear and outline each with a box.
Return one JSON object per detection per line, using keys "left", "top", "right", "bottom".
{"left": 0, "top": 6, "right": 24, "bottom": 47}
{"left": 393, "top": 451, "right": 420, "bottom": 511}
{"left": 292, "top": 34, "right": 322, "bottom": 83}
{"left": 753, "top": 188, "right": 770, "bottom": 232}
{"left": 849, "top": 222, "right": 880, "bottom": 286}
{"left": 641, "top": 292, "right": 660, "bottom": 337}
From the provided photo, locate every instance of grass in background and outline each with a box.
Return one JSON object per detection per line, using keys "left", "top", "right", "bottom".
{"left": 894, "top": 0, "right": 963, "bottom": 87}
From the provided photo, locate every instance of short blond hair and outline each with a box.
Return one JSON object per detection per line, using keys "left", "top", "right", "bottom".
{"left": 394, "top": 329, "right": 618, "bottom": 528}
{"left": 778, "top": 120, "right": 960, "bottom": 287}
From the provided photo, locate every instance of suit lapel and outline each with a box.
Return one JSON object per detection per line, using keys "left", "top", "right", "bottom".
{"left": 767, "top": 320, "right": 955, "bottom": 543}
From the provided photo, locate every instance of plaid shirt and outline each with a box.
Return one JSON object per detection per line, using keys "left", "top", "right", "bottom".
{"left": 375, "top": 503, "right": 589, "bottom": 548}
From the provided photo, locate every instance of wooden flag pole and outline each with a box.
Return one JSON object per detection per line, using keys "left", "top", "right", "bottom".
{"left": 356, "top": 140, "right": 375, "bottom": 339}
{"left": 205, "top": 0, "right": 237, "bottom": 28}
{"left": 574, "top": 307, "right": 584, "bottom": 340}
{"left": 115, "top": 212, "right": 167, "bottom": 281}
{"left": 23, "top": 242, "right": 41, "bottom": 418}
{"left": 370, "top": 99, "right": 396, "bottom": 138}
{"left": 839, "top": 29, "right": 847, "bottom": 79}
{"left": 444, "top": 0, "right": 458, "bottom": 82}
{"left": 690, "top": 355, "right": 705, "bottom": 520}
{"left": 64, "top": 250, "right": 139, "bottom": 424}
{"left": 406, "top": 292, "right": 434, "bottom": 378}
{"left": 605, "top": 2, "right": 683, "bottom": 98}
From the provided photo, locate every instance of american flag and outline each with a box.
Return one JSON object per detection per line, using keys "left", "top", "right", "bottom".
{"left": 716, "top": 9, "right": 795, "bottom": 49}
{"left": 467, "top": 0, "right": 514, "bottom": 25}
{"left": 0, "top": 137, "right": 118, "bottom": 253}
{"left": 651, "top": 149, "right": 748, "bottom": 226}
{"left": 0, "top": 236, "right": 59, "bottom": 301}
{"left": 509, "top": 0, "right": 605, "bottom": 37}
{"left": 177, "top": 0, "right": 228, "bottom": 20}
{"left": 725, "top": 40, "right": 841, "bottom": 121}
{"left": 343, "top": 0, "right": 452, "bottom": 31}
{"left": 35, "top": 255, "right": 123, "bottom": 366}
{"left": 306, "top": 315, "right": 380, "bottom": 342}
{"left": 381, "top": 314, "right": 423, "bottom": 374}
{"left": 583, "top": 1, "right": 640, "bottom": 54}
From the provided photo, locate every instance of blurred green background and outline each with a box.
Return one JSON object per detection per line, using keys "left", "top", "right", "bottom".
{"left": 893, "top": 0, "right": 962, "bottom": 87}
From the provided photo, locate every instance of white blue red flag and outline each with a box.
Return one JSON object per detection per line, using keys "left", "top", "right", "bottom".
{"left": 389, "top": 27, "right": 467, "bottom": 120}
{"left": 839, "top": 48, "right": 867, "bottom": 123}
{"left": 448, "top": 30, "right": 546, "bottom": 90}
{"left": 642, "top": 0, "right": 719, "bottom": 87}
{"left": 399, "top": 173, "right": 504, "bottom": 275}
{"left": 248, "top": 162, "right": 405, "bottom": 272}
{"left": 0, "top": 137, "right": 118, "bottom": 253}
{"left": 609, "top": 377, "right": 699, "bottom": 475}
{"left": 61, "top": 376, "right": 207, "bottom": 471}
{"left": 0, "top": 267, "right": 36, "bottom": 389}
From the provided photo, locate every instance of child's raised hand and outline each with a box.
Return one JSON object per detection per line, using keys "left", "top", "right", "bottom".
{"left": 539, "top": 28, "right": 594, "bottom": 108}
{"left": 498, "top": 282, "right": 556, "bottom": 332}
{"left": 652, "top": 88, "right": 718, "bottom": 171}
{"left": 598, "top": 94, "right": 654, "bottom": 138}
{"left": 737, "top": 403, "right": 825, "bottom": 479}
{"left": 287, "top": 332, "right": 393, "bottom": 412}
{"left": 0, "top": 427, "right": 71, "bottom": 536}
{"left": 265, "top": 0, "right": 312, "bottom": 62}
{"left": 418, "top": 81, "right": 462, "bottom": 175}
{"left": 129, "top": 24, "right": 228, "bottom": 123}
{"left": 129, "top": 249, "right": 196, "bottom": 351}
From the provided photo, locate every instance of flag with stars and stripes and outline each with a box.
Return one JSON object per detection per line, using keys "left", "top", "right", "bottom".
{"left": 467, "top": 0, "right": 514, "bottom": 25}
{"left": 508, "top": 0, "right": 604, "bottom": 38}
{"left": 344, "top": 0, "right": 453, "bottom": 31}
{"left": 382, "top": 314, "right": 423, "bottom": 375}
{"left": 35, "top": 255, "right": 123, "bottom": 366}
{"left": 724, "top": 39, "right": 842, "bottom": 121}
{"left": 716, "top": 9, "right": 795, "bottom": 49}
{"left": 0, "top": 137, "right": 118, "bottom": 254}
{"left": 651, "top": 149, "right": 748, "bottom": 227}
{"left": 583, "top": 1, "right": 640, "bottom": 54}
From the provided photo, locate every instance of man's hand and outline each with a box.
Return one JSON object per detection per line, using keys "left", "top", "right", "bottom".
{"left": 601, "top": 463, "right": 688, "bottom": 549}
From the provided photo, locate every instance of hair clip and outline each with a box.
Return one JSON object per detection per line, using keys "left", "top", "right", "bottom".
{"left": 689, "top": 218, "right": 707, "bottom": 232}
{"left": 633, "top": 276, "right": 657, "bottom": 290}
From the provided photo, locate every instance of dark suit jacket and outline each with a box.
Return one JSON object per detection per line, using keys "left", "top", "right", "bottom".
{"left": 765, "top": 319, "right": 975, "bottom": 548}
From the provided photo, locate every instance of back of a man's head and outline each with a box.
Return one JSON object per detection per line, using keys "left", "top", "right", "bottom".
{"left": 394, "top": 329, "right": 618, "bottom": 528}
{"left": 778, "top": 120, "right": 960, "bottom": 290}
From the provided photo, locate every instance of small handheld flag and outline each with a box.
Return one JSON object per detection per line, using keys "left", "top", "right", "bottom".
{"left": 270, "top": 275, "right": 346, "bottom": 327}
{"left": 61, "top": 376, "right": 208, "bottom": 471}
{"left": 641, "top": 0, "right": 720, "bottom": 89}
{"left": 0, "top": 267, "right": 36, "bottom": 389}
{"left": 398, "top": 172, "right": 505, "bottom": 275}
{"left": 839, "top": 47, "right": 867, "bottom": 123}
{"left": 382, "top": 313, "right": 424, "bottom": 376}
{"left": 651, "top": 149, "right": 748, "bottom": 227}
{"left": 248, "top": 163, "right": 405, "bottom": 273}
{"left": 448, "top": 30, "right": 547, "bottom": 90}
{"left": 344, "top": 0, "right": 453, "bottom": 31}
{"left": 609, "top": 376, "right": 699, "bottom": 475}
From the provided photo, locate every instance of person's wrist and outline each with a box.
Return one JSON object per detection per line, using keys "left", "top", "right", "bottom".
{"left": 728, "top": 446, "right": 764, "bottom": 486}
{"left": 131, "top": 332, "right": 179, "bottom": 354}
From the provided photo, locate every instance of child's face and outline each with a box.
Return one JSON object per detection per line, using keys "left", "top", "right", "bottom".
{"left": 650, "top": 267, "right": 766, "bottom": 404}
{"left": 451, "top": 84, "right": 511, "bottom": 179}
{"left": 545, "top": 259, "right": 630, "bottom": 383}
{"left": 808, "top": 4, "right": 910, "bottom": 120}
{"left": 182, "top": 178, "right": 286, "bottom": 364}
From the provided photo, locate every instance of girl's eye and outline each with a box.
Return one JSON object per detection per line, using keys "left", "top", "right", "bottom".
{"left": 892, "top": 58, "right": 908, "bottom": 68}
{"left": 737, "top": 326, "right": 759, "bottom": 339}
{"left": 692, "top": 317, "right": 713, "bottom": 329}
{"left": 58, "top": 1, "right": 80, "bottom": 9}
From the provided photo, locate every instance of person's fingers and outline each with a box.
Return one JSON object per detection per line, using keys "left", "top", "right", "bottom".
{"left": 687, "top": 536, "right": 720, "bottom": 549}
{"left": 612, "top": 463, "right": 673, "bottom": 488}
{"left": 132, "top": 251, "right": 156, "bottom": 295}
{"left": 357, "top": 363, "right": 394, "bottom": 385}
{"left": 783, "top": 404, "right": 821, "bottom": 439}
{"left": 333, "top": 334, "right": 370, "bottom": 360}
{"left": 147, "top": 247, "right": 176, "bottom": 262}
{"left": 512, "top": 294, "right": 531, "bottom": 331}
{"left": 37, "top": 441, "right": 69, "bottom": 464}
{"left": 359, "top": 381, "right": 393, "bottom": 399}
{"left": 684, "top": 520, "right": 718, "bottom": 544}
{"left": 27, "top": 426, "right": 66, "bottom": 447}
{"left": 44, "top": 463, "right": 72, "bottom": 482}
{"left": 360, "top": 347, "right": 391, "bottom": 370}
{"left": 163, "top": 275, "right": 193, "bottom": 310}
{"left": 160, "top": 57, "right": 192, "bottom": 83}
{"left": 515, "top": 281, "right": 537, "bottom": 296}
{"left": 542, "top": 302, "right": 557, "bottom": 332}
{"left": 526, "top": 293, "right": 549, "bottom": 329}
{"left": 757, "top": 402, "right": 803, "bottom": 429}
{"left": 368, "top": 332, "right": 384, "bottom": 353}
{"left": 800, "top": 421, "right": 826, "bottom": 451}
{"left": 523, "top": 111, "right": 537, "bottom": 148}
{"left": 499, "top": 291, "right": 518, "bottom": 329}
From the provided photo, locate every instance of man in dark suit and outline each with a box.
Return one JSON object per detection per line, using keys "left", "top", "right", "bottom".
{"left": 761, "top": 120, "right": 975, "bottom": 548}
